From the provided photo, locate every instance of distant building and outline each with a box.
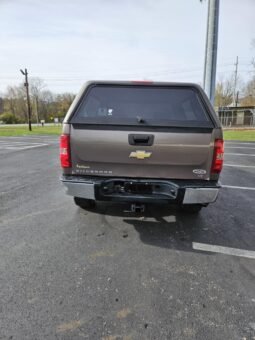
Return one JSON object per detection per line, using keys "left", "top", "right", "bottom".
{"left": 218, "top": 105, "right": 255, "bottom": 127}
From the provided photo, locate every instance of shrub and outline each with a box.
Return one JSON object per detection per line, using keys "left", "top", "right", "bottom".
{"left": 0, "top": 113, "right": 20, "bottom": 124}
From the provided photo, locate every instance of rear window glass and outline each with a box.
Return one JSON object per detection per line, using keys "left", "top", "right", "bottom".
{"left": 71, "top": 85, "right": 213, "bottom": 128}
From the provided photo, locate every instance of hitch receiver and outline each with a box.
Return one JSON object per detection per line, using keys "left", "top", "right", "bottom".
{"left": 130, "top": 203, "right": 145, "bottom": 213}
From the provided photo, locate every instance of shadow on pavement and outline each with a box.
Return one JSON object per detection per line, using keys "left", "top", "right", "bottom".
{"left": 82, "top": 202, "right": 212, "bottom": 254}
{"left": 80, "top": 195, "right": 255, "bottom": 254}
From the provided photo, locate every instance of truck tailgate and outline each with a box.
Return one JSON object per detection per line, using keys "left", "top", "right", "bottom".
{"left": 70, "top": 127, "right": 214, "bottom": 180}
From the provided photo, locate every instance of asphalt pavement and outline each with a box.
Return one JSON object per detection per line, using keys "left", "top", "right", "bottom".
{"left": 0, "top": 136, "right": 255, "bottom": 340}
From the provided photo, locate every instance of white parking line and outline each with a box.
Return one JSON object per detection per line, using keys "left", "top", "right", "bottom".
{"left": 225, "top": 153, "right": 255, "bottom": 156}
{"left": 0, "top": 142, "right": 48, "bottom": 151}
{"left": 225, "top": 142, "right": 255, "bottom": 145}
{"left": 0, "top": 136, "right": 57, "bottom": 139}
{"left": 3, "top": 144, "right": 48, "bottom": 150}
{"left": 222, "top": 185, "right": 255, "bottom": 190}
{"left": 0, "top": 139, "right": 57, "bottom": 143}
{"left": 192, "top": 242, "right": 255, "bottom": 259}
{"left": 225, "top": 146, "right": 255, "bottom": 150}
{"left": 0, "top": 141, "right": 41, "bottom": 145}
{"left": 224, "top": 164, "right": 255, "bottom": 168}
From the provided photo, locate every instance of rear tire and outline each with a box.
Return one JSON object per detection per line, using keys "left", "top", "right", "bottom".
{"left": 74, "top": 197, "right": 96, "bottom": 209}
{"left": 180, "top": 204, "right": 203, "bottom": 214}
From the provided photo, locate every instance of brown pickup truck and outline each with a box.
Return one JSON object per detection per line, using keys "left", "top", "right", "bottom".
{"left": 60, "top": 81, "right": 224, "bottom": 213}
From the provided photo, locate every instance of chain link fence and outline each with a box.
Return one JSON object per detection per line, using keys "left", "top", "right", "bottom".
{"left": 219, "top": 115, "right": 254, "bottom": 127}
{"left": 218, "top": 109, "right": 255, "bottom": 127}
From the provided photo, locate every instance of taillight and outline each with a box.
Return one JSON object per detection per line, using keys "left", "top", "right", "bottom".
{"left": 60, "top": 134, "right": 71, "bottom": 168}
{"left": 211, "top": 139, "right": 224, "bottom": 174}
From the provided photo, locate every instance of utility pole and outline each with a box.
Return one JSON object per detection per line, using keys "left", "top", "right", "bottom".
{"left": 203, "top": 0, "right": 220, "bottom": 106}
{"left": 20, "top": 68, "right": 32, "bottom": 131}
{"left": 235, "top": 90, "right": 239, "bottom": 107}
{"left": 233, "top": 56, "right": 239, "bottom": 105}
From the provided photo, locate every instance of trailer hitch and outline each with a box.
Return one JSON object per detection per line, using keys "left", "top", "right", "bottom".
{"left": 125, "top": 203, "right": 145, "bottom": 213}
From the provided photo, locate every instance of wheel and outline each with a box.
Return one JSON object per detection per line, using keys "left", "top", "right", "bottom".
{"left": 180, "top": 204, "right": 203, "bottom": 214}
{"left": 74, "top": 197, "right": 96, "bottom": 209}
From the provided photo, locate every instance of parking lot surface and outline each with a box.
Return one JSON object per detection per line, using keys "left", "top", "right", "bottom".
{"left": 0, "top": 136, "right": 255, "bottom": 340}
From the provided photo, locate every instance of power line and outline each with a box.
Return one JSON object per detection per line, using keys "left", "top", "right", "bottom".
{"left": 1, "top": 61, "right": 253, "bottom": 81}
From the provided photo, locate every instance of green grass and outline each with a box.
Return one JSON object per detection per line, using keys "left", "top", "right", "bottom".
{"left": 0, "top": 125, "right": 62, "bottom": 136}
{"left": 0, "top": 125, "right": 255, "bottom": 141}
{"left": 223, "top": 129, "right": 255, "bottom": 141}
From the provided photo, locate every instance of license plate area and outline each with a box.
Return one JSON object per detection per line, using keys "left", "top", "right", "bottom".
{"left": 99, "top": 179, "right": 178, "bottom": 200}
{"left": 124, "top": 182, "right": 153, "bottom": 195}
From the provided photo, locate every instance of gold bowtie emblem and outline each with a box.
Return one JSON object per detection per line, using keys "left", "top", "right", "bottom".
{"left": 129, "top": 150, "right": 152, "bottom": 160}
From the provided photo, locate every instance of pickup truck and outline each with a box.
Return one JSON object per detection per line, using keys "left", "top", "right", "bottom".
{"left": 60, "top": 81, "right": 224, "bottom": 213}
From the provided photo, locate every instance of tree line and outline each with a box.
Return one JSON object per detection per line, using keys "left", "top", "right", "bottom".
{"left": 0, "top": 78, "right": 75, "bottom": 124}
{"left": 0, "top": 73, "right": 255, "bottom": 124}
{"left": 215, "top": 42, "right": 255, "bottom": 108}
{"left": 215, "top": 74, "right": 255, "bottom": 108}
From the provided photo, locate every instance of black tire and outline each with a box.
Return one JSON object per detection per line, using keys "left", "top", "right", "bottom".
{"left": 74, "top": 197, "right": 96, "bottom": 209}
{"left": 180, "top": 204, "right": 203, "bottom": 214}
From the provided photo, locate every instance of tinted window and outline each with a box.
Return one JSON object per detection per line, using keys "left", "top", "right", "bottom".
{"left": 72, "top": 85, "right": 213, "bottom": 128}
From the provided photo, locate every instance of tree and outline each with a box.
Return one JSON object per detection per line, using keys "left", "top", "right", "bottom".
{"left": 38, "top": 90, "right": 54, "bottom": 121}
{"left": 2, "top": 78, "right": 75, "bottom": 123}
{"left": 214, "top": 78, "right": 233, "bottom": 107}
{"left": 30, "top": 77, "right": 46, "bottom": 123}
{"left": 0, "top": 112, "right": 20, "bottom": 124}
{"left": 4, "top": 85, "right": 27, "bottom": 122}
{"left": 54, "top": 93, "right": 75, "bottom": 118}
{"left": 240, "top": 77, "right": 255, "bottom": 106}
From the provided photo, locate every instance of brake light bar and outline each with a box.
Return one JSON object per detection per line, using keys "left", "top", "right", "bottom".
{"left": 211, "top": 139, "right": 224, "bottom": 174}
{"left": 60, "top": 134, "right": 71, "bottom": 168}
{"left": 131, "top": 80, "right": 153, "bottom": 84}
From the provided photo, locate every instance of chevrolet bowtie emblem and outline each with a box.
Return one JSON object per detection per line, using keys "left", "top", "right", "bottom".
{"left": 129, "top": 150, "right": 152, "bottom": 160}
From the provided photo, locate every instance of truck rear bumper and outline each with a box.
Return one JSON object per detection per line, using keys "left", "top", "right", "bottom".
{"left": 61, "top": 175, "right": 220, "bottom": 205}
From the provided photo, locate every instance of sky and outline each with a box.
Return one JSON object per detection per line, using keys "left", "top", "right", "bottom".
{"left": 0, "top": 0, "right": 254, "bottom": 94}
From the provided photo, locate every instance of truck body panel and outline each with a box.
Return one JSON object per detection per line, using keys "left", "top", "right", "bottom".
{"left": 60, "top": 81, "right": 223, "bottom": 208}
{"left": 69, "top": 127, "right": 215, "bottom": 180}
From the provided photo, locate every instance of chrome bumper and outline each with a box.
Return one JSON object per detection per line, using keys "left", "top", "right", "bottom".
{"left": 62, "top": 178, "right": 95, "bottom": 199}
{"left": 61, "top": 176, "right": 220, "bottom": 205}
{"left": 182, "top": 188, "right": 219, "bottom": 204}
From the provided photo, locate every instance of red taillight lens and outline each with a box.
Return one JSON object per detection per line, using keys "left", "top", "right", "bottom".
{"left": 211, "top": 139, "right": 224, "bottom": 174}
{"left": 60, "top": 134, "right": 71, "bottom": 168}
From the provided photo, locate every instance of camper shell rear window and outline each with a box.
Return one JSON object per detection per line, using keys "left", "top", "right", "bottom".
{"left": 71, "top": 85, "right": 213, "bottom": 128}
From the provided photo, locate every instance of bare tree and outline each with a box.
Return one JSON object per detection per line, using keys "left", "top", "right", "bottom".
{"left": 214, "top": 77, "right": 234, "bottom": 107}
{"left": 4, "top": 85, "right": 27, "bottom": 121}
{"left": 38, "top": 90, "right": 54, "bottom": 120}
{"left": 30, "top": 77, "right": 46, "bottom": 123}
{"left": 240, "top": 77, "right": 255, "bottom": 106}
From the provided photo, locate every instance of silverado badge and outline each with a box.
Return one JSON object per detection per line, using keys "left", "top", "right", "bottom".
{"left": 129, "top": 150, "right": 152, "bottom": 160}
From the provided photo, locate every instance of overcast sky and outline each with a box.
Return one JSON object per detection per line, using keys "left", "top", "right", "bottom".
{"left": 0, "top": 0, "right": 254, "bottom": 94}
